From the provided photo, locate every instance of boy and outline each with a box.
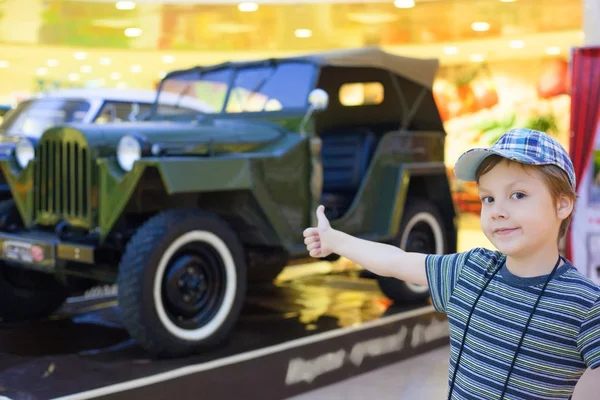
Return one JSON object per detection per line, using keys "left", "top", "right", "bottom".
{"left": 303, "top": 128, "right": 600, "bottom": 399}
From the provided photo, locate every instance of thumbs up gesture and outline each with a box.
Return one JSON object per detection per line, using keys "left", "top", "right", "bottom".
{"left": 303, "top": 205, "right": 334, "bottom": 258}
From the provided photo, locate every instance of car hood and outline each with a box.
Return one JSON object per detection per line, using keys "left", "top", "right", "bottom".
{"left": 44, "top": 117, "right": 287, "bottom": 157}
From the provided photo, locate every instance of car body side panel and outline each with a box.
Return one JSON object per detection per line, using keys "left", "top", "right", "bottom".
{"left": 329, "top": 130, "right": 447, "bottom": 240}
{"left": 97, "top": 133, "right": 312, "bottom": 247}
{"left": 252, "top": 135, "right": 312, "bottom": 249}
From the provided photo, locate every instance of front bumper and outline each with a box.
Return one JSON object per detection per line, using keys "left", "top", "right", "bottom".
{"left": 0, "top": 230, "right": 95, "bottom": 271}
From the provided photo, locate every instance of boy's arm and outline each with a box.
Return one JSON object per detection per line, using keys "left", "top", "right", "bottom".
{"left": 330, "top": 229, "right": 428, "bottom": 286}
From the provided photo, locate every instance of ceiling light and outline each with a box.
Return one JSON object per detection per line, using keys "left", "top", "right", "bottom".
{"left": 68, "top": 73, "right": 80, "bottom": 82}
{"left": 471, "top": 22, "right": 490, "bottom": 32}
{"left": 0, "top": 61, "right": 8, "bottom": 68}
{"left": 117, "top": 82, "right": 128, "bottom": 89}
{"left": 36, "top": 67, "right": 48, "bottom": 76}
{"left": 546, "top": 46, "right": 561, "bottom": 55}
{"left": 394, "top": 0, "right": 415, "bottom": 8}
{"left": 124, "top": 28, "right": 142, "bottom": 37}
{"left": 110, "top": 72, "right": 122, "bottom": 80}
{"left": 74, "top": 52, "right": 87, "bottom": 60}
{"left": 158, "top": 71, "right": 167, "bottom": 79}
{"left": 80, "top": 65, "right": 92, "bottom": 73}
{"left": 100, "top": 57, "right": 112, "bottom": 66}
{"left": 470, "top": 54, "right": 485, "bottom": 63}
{"left": 347, "top": 12, "right": 398, "bottom": 25}
{"left": 294, "top": 29, "right": 312, "bottom": 38}
{"left": 509, "top": 40, "right": 525, "bottom": 49}
{"left": 162, "top": 55, "right": 175, "bottom": 64}
{"left": 238, "top": 2, "right": 258, "bottom": 12}
{"left": 443, "top": 46, "right": 458, "bottom": 55}
{"left": 130, "top": 65, "right": 142, "bottom": 73}
{"left": 47, "top": 59, "right": 59, "bottom": 67}
{"left": 500, "top": 0, "right": 516, "bottom": 2}
{"left": 116, "top": 1, "right": 136, "bottom": 10}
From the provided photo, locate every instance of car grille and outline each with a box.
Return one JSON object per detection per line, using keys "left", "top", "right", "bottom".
{"left": 34, "top": 138, "right": 91, "bottom": 224}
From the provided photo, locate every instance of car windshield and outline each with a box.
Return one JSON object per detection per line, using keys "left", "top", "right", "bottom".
{"left": 0, "top": 98, "right": 91, "bottom": 138}
{"left": 154, "top": 61, "right": 316, "bottom": 117}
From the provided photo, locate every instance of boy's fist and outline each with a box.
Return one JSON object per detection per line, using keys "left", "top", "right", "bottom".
{"left": 303, "top": 205, "right": 333, "bottom": 258}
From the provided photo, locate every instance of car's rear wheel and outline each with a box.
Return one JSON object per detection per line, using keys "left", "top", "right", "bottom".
{"left": 118, "top": 209, "right": 246, "bottom": 358}
{"left": 377, "top": 198, "right": 446, "bottom": 303}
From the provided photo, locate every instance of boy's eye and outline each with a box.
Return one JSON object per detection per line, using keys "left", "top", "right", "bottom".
{"left": 481, "top": 196, "right": 494, "bottom": 204}
{"left": 511, "top": 192, "right": 526, "bottom": 200}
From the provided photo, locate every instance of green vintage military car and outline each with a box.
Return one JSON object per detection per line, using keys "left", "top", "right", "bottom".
{"left": 0, "top": 47, "right": 457, "bottom": 357}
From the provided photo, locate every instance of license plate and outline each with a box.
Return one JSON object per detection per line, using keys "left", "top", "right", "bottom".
{"left": 1, "top": 239, "right": 54, "bottom": 266}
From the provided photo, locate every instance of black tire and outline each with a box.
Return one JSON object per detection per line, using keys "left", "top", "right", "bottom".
{"left": 377, "top": 198, "right": 446, "bottom": 303}
{"left": 118, "top": 208, "right": 247, "bottom": 358}
{"left": 0, "top": 200, "right": 68, "bottom": 323}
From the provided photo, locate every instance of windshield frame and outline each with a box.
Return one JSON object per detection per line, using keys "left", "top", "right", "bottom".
{"left": 150, "top": 58, "right": 320, "bottom": 119}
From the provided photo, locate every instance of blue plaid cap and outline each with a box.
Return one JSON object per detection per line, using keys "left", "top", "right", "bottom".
{"left": 454, "top": 128, "right": 576, "bottom": 189}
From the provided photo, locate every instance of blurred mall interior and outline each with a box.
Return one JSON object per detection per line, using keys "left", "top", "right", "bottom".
{"left": 0, "top": 0, "right": 588, "bottom": 100}
{"left": 0, "top": 0, "right": 592, "bottom": 171}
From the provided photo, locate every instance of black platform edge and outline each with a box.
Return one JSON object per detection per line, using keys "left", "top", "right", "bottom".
{"left": 53, "top": 305, "right": 449, "bottom": 400}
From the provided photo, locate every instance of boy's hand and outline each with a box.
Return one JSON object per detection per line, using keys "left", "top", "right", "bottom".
{"left": 302, "top": 205, "right": 428, "bottom": 286}
{"left": 303, "top": 205, "right": 334, "bottom": 258}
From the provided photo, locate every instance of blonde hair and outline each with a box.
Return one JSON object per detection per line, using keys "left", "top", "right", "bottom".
{"left": 475, "top": 155, "right": 576, "bottom": 239}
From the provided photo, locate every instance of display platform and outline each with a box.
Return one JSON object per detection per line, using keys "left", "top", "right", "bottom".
{"left": 0, "top": 271, "right": 449, "bottom": 400}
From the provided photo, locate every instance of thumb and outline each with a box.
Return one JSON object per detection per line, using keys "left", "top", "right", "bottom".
{"left": 316, "top": 205, "right": 329, "bottom": 227}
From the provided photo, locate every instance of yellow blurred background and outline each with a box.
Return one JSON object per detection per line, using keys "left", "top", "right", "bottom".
{"left": 0, "top": 0, "right": 587, "bottom": 217}
{"left": 0, "top": 0, "right": 582, "bottom": 101}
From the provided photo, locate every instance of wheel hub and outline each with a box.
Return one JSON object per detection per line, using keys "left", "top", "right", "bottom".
{"left": 160, "top": 239, "right": 227, "bottom": 330}
{"left": 406, "top": 232, "right": 430, "bottom": 253}
{"left": 164, "top": 254, "right": 211, "bottom": 317}
{"left": 177, "top": 267, "right": 208, "bottom": 302}
{"left": 404, "top": 222, "right": 436, "bottom": 254}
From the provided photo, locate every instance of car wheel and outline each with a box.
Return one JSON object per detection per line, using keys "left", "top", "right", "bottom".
{"left": 118, "top": 208, "right": 247, "bottom": 358}
{"left": 0, "top": 200, "right": 68, "bottom": 322}
{"left": 377, "top": 198, "right": 446, "bottom": 303}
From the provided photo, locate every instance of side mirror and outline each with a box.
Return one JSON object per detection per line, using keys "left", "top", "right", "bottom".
{"left": 300, "top": 89, "right": 329, "bottom": 137}
{"left": 308, "top": 88, "right": 329, "bottom": 112}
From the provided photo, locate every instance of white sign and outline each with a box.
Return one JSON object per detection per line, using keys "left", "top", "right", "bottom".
{"left": 285, "top": 317, "right": 449, "bottom": 386}
{"left": 570, "top": 123, "right": 600, "bottom": 284}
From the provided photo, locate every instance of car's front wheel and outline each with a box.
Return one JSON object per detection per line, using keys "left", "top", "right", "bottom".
{"left": 118, "top": 209, "right": 247, "bottom": 358}
{"left": 377, "top": 198, "right": 446, "bottom": 303}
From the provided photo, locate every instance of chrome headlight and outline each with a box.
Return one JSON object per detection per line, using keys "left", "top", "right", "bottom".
{"left": 117, "top": 135, "right": 142, "bottom": 171}
{"left": 15, "top": 138, "right": 35, "bottom": 168}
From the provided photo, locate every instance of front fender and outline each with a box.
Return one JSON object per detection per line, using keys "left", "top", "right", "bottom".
{"left": 0, "top": 158, "right": 35, "bottom": 227}
{"left": 97, "top": 157, "right": 254, "bottom": 240}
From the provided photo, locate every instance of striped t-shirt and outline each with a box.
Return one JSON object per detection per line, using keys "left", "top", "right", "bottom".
{"left": 425, "top": 247, "right": 600, "bottom": 400}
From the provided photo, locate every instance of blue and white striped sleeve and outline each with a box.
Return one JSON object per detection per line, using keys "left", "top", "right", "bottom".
{"left": 578, "top": 295, "right": 600, "bottom": 369}
{"left": 425, "top": 250, "right": 473, "bottom": 313}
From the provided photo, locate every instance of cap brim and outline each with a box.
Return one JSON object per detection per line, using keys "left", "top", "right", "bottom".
{"left": 454, "top": 148, "right": 538, "bottom": 182}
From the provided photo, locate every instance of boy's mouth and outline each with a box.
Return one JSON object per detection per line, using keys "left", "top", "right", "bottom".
{"left": 493, "top": 227, "right": 519, "bottom": 236}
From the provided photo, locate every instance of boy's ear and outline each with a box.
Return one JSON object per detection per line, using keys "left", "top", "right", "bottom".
{"left": 557, "top": 195, "right": 574, "bottom": 220}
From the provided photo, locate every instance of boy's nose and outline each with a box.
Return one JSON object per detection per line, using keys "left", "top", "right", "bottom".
{"left": 491, "top": 204, "right": 509, "bottom": 220}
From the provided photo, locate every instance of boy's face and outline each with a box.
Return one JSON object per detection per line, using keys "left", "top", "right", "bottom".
{"left": 477, "top": 160, "right": 566, "bottom": 257}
